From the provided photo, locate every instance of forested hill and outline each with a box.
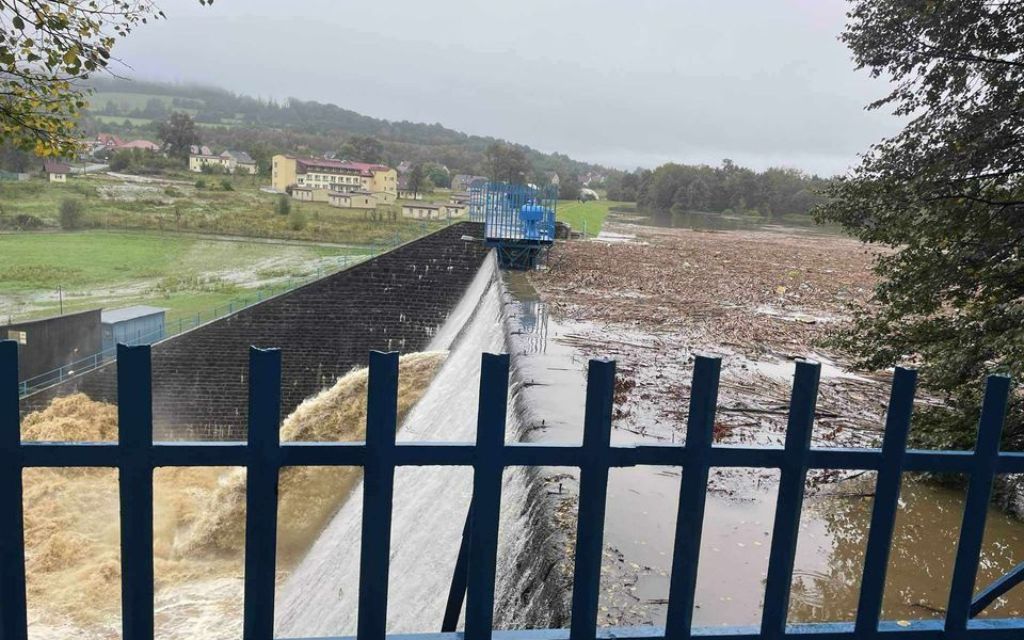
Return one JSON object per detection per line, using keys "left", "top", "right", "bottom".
{"left": 81, "top": 77, "right": 606, "bottom": 182}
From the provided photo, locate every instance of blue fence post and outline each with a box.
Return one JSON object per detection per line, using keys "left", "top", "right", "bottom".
{"left": 665, "top": 354, "right": 722, "bottom": 640}
{"left": 117, "top": 344, "right": 154, "bottom": 640}
{"left": 243, "top": 347, "right": 282, "bottom": 640}
{"left": 945, "top": 374, "right": 1011, "bottom": 632}
{"left": 0, "top": 341, "right": 28, "bottom": 640}
{"left": 760, "top": 359, "right": 820, "bottom": 639}
{"left": 855, "top": 366, "right": 917, "bottom": 635}
{"left": 465, "top": 354, "right": 511, "bottom": 640}
{"left": 569, "top": 359, "right": 616, "bottom": 640}
{"left": 358, "top": 351, "right": 400, "bottom": 640}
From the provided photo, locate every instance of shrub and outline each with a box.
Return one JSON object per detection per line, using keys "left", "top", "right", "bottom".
{"left": 165, "top": 186, "right": 182, "bottom": 197}
{"left": 220, "top": 179, "right": 234, "bottom": 191}
{"left": 276, "top": 193, "right": 291, "bottom": 216}
{"left": 195, "top": 179, "right": 207, "bottom": 189}
{"left": 288, "top": 208, "right": 307, "bottom": 231}
{"left": 58, "top": 199, "right": 85, "bottom": 230}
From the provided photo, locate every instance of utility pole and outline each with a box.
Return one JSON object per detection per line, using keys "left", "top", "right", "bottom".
{"left": 58, "top": 285, "right": 63, "bottom": 315}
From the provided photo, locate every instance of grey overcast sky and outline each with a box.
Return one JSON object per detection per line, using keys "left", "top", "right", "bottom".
{"left": 114, "top": 0, "right": 900, "bottom": 175}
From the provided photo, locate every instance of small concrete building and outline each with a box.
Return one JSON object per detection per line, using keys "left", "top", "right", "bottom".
{"left": 4, "top": 309, "right": 101, "bottom": 383}
{"left": 44, "top": 160, "right": 70, "bottom": 183}
{"left": 398, "top": 188, "right": 424, "bottom": 200}
{"left": 402, "top": 202, "right": 444, "bottom": 220}
{"left": 101, "top": 306, "right": 167, "bottom": 352}
{"left": 328, "top": 190, "right": 378, "bottom": 209}
{"left": 290, "top": 186, "right": 315, "bottom": 202}
{"left": 442, "top": 203, "right": 468, "bottom": 218}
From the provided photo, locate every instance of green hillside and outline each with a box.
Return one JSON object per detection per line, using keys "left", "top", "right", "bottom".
{"left": 80, "top": 78, "right": 608, "bottom": 185}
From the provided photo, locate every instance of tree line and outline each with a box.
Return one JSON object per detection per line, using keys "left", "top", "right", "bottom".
{"left": 605, "top": 160, "right": 828, "bottom": 219}
{"left": 81, "top": 78, "right": 605, "bottom": 188}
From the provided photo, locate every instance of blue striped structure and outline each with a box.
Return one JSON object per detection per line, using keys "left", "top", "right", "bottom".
{"left": 474, "top": 181, "right": 557, "bottom": 269}
{"left": 1, "top": 338, "right": 1023, "bottom": 640}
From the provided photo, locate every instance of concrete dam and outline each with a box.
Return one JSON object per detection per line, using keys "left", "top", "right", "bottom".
{"left": 20, "top": 221, "right": 569, "bottom": 636}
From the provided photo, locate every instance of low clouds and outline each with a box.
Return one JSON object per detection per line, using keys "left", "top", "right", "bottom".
{"left": 116, "top": 0, "right": 900, "bottom": 175}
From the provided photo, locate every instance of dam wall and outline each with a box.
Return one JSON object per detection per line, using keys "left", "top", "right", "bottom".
{"left": 22, "top": 222, "right": 489, "bottom": 439}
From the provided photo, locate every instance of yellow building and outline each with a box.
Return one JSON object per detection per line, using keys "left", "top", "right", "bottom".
{"left": 328, "top": 190, "right": 378, "bottom": 209}
{"left": 272, "top": 155, "right": 397, "bottom": 201}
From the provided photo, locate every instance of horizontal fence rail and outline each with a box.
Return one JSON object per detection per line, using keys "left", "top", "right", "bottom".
{"left": 1, "top": 339, "right": 1024, "bottom": 640}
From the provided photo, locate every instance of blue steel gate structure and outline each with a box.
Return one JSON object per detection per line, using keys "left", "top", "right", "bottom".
{"left": 2, "top": 337, "right": 1024, "bottom": 640}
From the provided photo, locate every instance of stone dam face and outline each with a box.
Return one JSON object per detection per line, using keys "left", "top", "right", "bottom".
{"left": 23, "top": 222, "right": 490, "bottom": 439}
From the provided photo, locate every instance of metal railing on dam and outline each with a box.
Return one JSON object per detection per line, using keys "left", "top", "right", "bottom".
{"left": 1, "top": 338, "right": 1023, "bottom": 640}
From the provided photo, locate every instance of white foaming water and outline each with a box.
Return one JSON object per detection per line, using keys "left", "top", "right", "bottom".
{"left": 276, "top": 252, "right": 532, "bottom": 636}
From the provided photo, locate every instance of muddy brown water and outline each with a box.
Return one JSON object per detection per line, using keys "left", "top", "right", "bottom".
{"left": 502, "top": 270, "right": 1024, "bottom": 628}
{"left": 607, "top": 209, "right": 845, "bottom": 237}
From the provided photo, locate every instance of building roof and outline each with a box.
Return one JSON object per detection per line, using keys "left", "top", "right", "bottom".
{"left": 101, "top": 305, "right": 167, "bottom": 324}
{"left": 329, "top": 189, "right": 375, "bottom": 197}
{"left": 288, "top": 155, "right": 391, "bottom": 177}
{"left": 43, "top": 160, "right": 71, "bottom": 174}
{"left": 97, "top": 133, "right": 123, "bottom": 146}
{"left": 403, "top": 202, "right": 443, "bottom": 210}
{"left": 120, "top": 139, "right": 160, "bottom": 151}
{"left": 224, "top": 150, "right": 256, "bottom": 164}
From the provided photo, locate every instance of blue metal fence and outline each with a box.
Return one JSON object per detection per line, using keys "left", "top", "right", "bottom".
{"left": 2, "top": 338, "right": 1024, "bottom": 640}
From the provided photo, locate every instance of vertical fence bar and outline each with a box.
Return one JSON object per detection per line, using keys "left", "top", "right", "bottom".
{"left": 243, "top": 347, "right": 282, "bottom": 640}
{"left": 760, "top": 360, "right": 820, "bottom": 639}
{"left": 664, "top": 355, "right": 722, "bottom": 640}
{"left": 945, "top": 374, "right": 1011, "bottom": 631}
{"left": 0, "top": 341, "right": 27, "bottom": 640}
{"left": 117, "top": 344, "right": 154, "bottom": 640}
{"left": 441, "top": 501, "right": 474, "bottom": 632}
{"left": 465, "top": 354, "right": 511, "bottom": 640}
{"left": 358, "top": 351, "right": 400, "bottom": 640}
{"left": 855, "top": 367, "right": 917, "bottom": 635}
{"left": 569, "top": 359, "right": 616, "bottom": 640}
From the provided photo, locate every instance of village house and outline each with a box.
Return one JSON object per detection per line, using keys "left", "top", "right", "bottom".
{"left": 119, "top": 139, "right": 161, "bottom": 152}
{"left": 328, "top": 190, "right": 378, "bottom": 209}
{"left": 43, "top": 160, "right": 71, "bottom": 183}
{"left": 401, "top": 202, "right": 445, "bottom": 220}
{"left": 397, "top": 175, "right": 424, "bottom": 200}
{"left": 451, "top": 174, "right": 488, "bottom": 192}
{"left": 189, "top": 150, "right": 258, "bottom": 174}
{"left": 272, "top": 155, "right": 397, "bottom": 203}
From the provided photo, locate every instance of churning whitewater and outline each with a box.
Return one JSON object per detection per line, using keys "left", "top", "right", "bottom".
{"left": 275, "top": 253, "right": 538, "bottom": 636}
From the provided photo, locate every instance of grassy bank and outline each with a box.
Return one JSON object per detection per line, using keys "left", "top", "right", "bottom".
{"left": 0, "top": 230, "right": 367, "bottom": 322}
{"left": 556, "top": 199, "right": 630, "bottom": 236}
{"left": 0, "top": 175, "right": 447, "bottom": 246}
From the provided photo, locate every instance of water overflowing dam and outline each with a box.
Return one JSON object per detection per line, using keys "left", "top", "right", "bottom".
{"left": 276, "top": 253, "right": 567, "bottom": 635}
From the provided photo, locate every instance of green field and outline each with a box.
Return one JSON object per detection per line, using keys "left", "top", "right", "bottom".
{"left": 556, "top": 199, "right": 628, "bottom": 236}
{"left": 0, "top": 230, "right": 366, "bottom": 322}
{"left": 92, "top": 115, "right": 156, "bottom": 126}
{"left": 90, "top": 91, "right": 197, "bottom": 111}
{"left": 0, "top": 175, "right": 446, "bottom": 246}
